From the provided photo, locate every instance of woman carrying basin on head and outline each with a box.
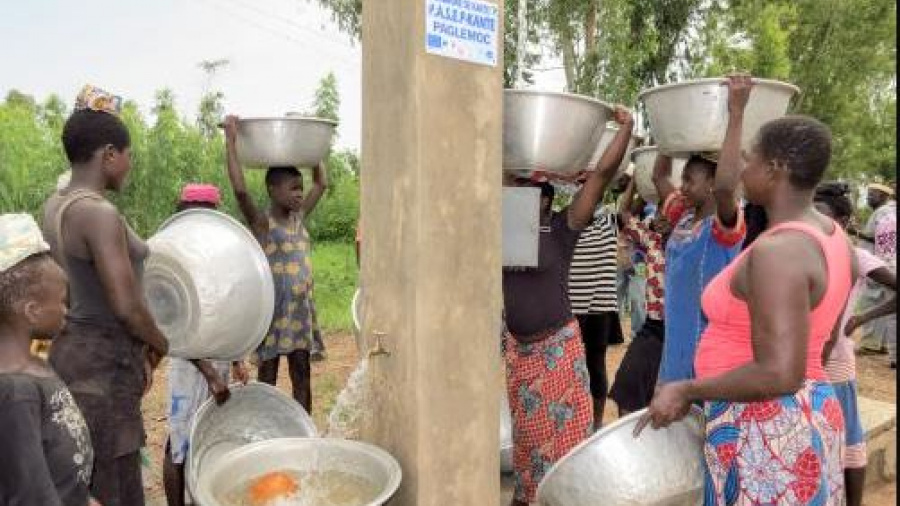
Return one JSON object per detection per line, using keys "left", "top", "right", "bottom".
{"left": 502, "top": 105, "right": 634, "bottom": 506}
{"left": 651, "top": 76, "right": 749, "bottom": 387}
{"left": 640, "top": 89, "right": 854, "bottom": 504}
{"left": 41, "top": 84, "right": 170, "bottom": 506}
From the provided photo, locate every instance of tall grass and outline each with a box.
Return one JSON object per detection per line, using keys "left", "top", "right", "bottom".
{"left": 311, "top": 242, "right": 357, "bottom": 331}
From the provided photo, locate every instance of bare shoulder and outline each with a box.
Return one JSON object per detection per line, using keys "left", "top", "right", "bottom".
{"left": 749, "top": 229, "right": 828, "bottom": 300}
{"left": 750, "top": 230, "right": 822, "bottom": 266}
{"left": 70, "top": 197, "right": 120, "bottom": 226}
{"left": 68, "top": 198, "right": 125, "bottom": 245}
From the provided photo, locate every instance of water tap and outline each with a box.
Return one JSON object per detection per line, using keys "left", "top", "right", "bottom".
{"left": 368, "top": 331, "right": 390, "bottom": 358}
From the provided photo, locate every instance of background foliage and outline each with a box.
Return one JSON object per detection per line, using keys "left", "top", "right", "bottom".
{"left": 316, "top": 0, "right": 896, "bottom": 182}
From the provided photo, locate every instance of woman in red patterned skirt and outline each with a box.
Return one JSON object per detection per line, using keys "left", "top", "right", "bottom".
{"left": 502, "top": 106, "right": 634, "bottom": 505}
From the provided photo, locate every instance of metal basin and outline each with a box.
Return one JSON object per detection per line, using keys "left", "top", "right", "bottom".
{"left": 537, "top": 408, "right": 705, "bottom": 506}
{"left": 504, "top": 90, "right": 613, "bottom": 173}
{"left": 195, "top": 438, "right": 402, "bottom": 506}
{"left": 500, "top": 391, "right": 513, "bottom": 474}
{"left": 631, "top": 146, "right": 688, "bottom": 204}
{"left": 583, "top": 123, "right": 643, "bottom": 174}
{"left": 639, "top": 78, "right": 799, "bottom": 153}
{"left": 144, "top": 209, "right": 274, "bottom": 360}
{"left": 187, "top": 382, "right": 318, "bottom": 499}
{"left": 235, "top": 116, "right": 337, "bottom": 167}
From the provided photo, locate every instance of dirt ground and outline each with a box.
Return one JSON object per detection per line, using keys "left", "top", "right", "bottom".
{"left": 141, "top": 330, "right": 897, "bottom": 505}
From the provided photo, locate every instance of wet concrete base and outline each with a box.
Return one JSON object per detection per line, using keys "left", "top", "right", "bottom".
{"left": 500, "top": 474, "right": 514, "bottom": 504}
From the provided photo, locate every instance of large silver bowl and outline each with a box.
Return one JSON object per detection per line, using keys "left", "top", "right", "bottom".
{"left": 187, "top": 382, "right": 318, "bottom": 498}
{"left": 144, "top": 209, "right": 274, "bottom": 360}
{"left": 631, "top": 146, "right": 689, "bottom": 204}
{"left": 537, "top": 408, "right": 705, "bottom": 506}
{"left": 194, "top": 438, "right": 402, "bottom": 506}
{"left": 504, "top": 90, "right": 613, "bottom": 173}
{"left": 639, "top": 78, "right": 799, "bottom": 153}
{"left": 583, "top": 123, "right": 643, "bottom": 174}
{"left": 235, "top": 116, "right": 337, "bottom": 167}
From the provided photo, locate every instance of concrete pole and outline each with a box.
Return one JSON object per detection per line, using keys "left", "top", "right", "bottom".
{"left": 359, "top": 1, "right": 504, "bottom": 505}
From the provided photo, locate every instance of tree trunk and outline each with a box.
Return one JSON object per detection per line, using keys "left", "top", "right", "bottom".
{"left": 560, "top": 24, "right": 578, "bottom": 92}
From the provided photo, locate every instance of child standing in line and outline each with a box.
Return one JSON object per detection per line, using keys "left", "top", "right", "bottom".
{"left": 0, "top": 213, "right": 99, "bottom": 506}
{"left": 223, "top": 115, "right": 327, "bottom": 412}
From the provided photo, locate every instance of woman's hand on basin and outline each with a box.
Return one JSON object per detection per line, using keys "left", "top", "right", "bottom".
{"left": 633, "top": 381, "right": 692, "bottom": 436}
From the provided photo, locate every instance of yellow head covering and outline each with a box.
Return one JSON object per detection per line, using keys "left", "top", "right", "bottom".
{"left": 0, "top": 214, "right": 50, "bottom": 273}
{"left": 74, "top": 84, "right": 123, "bottom": 116}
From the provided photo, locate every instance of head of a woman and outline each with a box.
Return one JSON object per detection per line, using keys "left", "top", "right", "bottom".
{"left": 741, "top": 116, "right": 832, "bottom": 207}
{"left": 62, "top": 109, "right": 132, "bottom": 192}
{"left": 680, "top": 155, "right": 717, "bottom": 208}
{"left": 813, "top": 181, "right": 854, "bottom": 229}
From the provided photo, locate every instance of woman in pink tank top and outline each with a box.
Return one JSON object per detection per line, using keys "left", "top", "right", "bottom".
{"left": 638, "top": 112, "right": 855, "bottom": 505}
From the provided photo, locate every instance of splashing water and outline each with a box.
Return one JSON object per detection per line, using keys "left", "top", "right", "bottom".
{"left": 222, "top": 469, "right": 379, "bottom": 506}
{"left": 325, "top": 358, "right": 372, "bottom": 440}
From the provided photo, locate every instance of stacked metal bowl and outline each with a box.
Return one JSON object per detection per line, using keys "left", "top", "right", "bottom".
{"left": 194, "top": 438, "right": 402, "bottom": 506}
{"left": 186, "top": 382, "right": 319, "bottom": 499}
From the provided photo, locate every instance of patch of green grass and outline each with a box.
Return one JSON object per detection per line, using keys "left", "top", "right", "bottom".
{"left": 311, "top": 242, "right": 358, "bottom": 332}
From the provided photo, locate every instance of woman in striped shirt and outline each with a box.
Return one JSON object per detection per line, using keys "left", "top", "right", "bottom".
{"left": 567, "top": 204, "right": 621, "bottom": 429}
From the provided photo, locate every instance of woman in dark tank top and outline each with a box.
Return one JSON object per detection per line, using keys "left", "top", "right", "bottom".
{"left": 40, "top": 85, "right": 169, "bottom": 506}
{"left": 500, "top": 106, "right": 635, "bottom": 506}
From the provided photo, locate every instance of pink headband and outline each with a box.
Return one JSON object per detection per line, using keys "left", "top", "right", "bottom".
{"left": 180, "top": 184, "right": 221, "bottom": 205}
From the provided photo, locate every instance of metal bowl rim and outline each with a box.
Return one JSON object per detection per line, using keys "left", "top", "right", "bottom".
{"left": 637, "top": 77, "right": 800, "bottom": 102}
{"left": 236, "top": 116, "right": 339, "bottom": 126}
{"left": 630, "top": 145, "right": 660, "bottom": 157}
{"left": 599, "top": 123, "right": 644, "bottom": 139}
{"left": 503, "top": 89, "right": 614, "bottom": 113}
{"left": 630, "top": 145, "right": 698, "bottom": 162}
{"left": 186, "top": 382, "right": 319, "bottom": 494}
{"left": 199, "top": 437, "right": 403, "bottom": 505}
{"left": 536, "top": 406, "right": 705, "bottom": 499}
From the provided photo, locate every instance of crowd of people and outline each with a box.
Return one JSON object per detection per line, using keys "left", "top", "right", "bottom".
{"left": 0, "top": 76, "right": 895, "bottom": 506}
{"left": 501, "top": 74, "right": 897, "bottom": 506}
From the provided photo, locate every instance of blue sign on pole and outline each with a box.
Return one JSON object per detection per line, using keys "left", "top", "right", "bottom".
{"left": 425, "top": 0, "right": 499, "bottom": 67}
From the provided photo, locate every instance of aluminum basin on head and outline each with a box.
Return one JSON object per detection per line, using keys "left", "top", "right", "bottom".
{"left": 195, "top": 438, "right": 402, "bottom": 506}
{"left": 583, "top": 123, "right": 643, "bottom": 174}
{"left": 504, "top": 89, "right": 613, "bottom": 173}
{"left": 631, "top": 146, "right": 689, "bottom": 204}
{"left": 186, "top": 382, "right": 318, "bottom": 499}
{"left": 638, "top": 78, "right": 799, "bottom": 154}
{"left": 235, "top": 116, "right": 337, "bottom": 168}
{"left": 537, "top": 407, "right": 705, "bottom": 506}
